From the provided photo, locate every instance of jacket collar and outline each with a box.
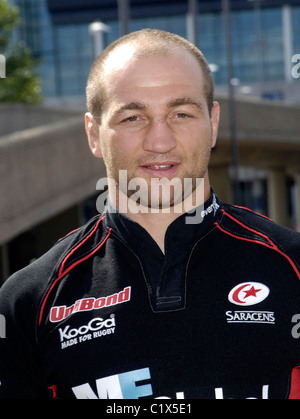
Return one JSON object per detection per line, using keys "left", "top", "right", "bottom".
{"left": 104, "top": 189, "right": 221, "bottom": 258}
{"left": 104, "top": 190, "right": 222, "bottom": 311}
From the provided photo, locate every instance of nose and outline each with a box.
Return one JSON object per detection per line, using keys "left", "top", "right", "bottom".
{"left": 143, "top": 118, "right": 177, "bottom": 154}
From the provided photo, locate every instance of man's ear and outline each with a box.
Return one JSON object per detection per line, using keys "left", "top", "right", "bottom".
{"left": 85, "top": 112, "right": 103, "bottom": 158}
{"left": 210, "top": 101, "right": 220, "bottom": 149}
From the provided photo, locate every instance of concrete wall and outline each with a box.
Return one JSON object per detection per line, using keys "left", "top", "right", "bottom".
{"left": 0, "top": 103, "right": 80, "bottom": 136}
{"left": 0, "top": 114, "right": 106, "bottom": 245}
{"left": 216, "top": 95, "right": 300, "bottom": 146}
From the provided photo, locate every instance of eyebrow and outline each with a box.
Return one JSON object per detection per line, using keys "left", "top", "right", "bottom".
{"left": 111, "top": 97, "right": 204, "bottom": 119}
{"left": 167, "top": 97, "right": 205, "bottom": 111}
{"left": 112, "top": 101, "right": 148, "bottom": 118}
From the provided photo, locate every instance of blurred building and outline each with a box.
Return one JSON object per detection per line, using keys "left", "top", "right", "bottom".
{"left": 1, "top": 0, "right": 300, "bottom": 282}
{"left": 7, "top": 0, "right": 300, "bottom": 104}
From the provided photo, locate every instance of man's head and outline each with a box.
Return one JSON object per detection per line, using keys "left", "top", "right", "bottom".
{"left": 86, "top": 28, "right": 215, "bottom": 121}
{"left": 85, "top": 29, "right": 219, "bottom": 211}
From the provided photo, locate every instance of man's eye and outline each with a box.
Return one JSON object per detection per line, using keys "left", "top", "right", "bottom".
{"left": 123, "top": 116, "right": 140, "bottom": 122}
{"left": 176, "top": 113, "right": 189, "bottom": 119}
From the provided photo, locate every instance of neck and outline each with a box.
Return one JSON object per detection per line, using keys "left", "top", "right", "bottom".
{"left": 108, "top": 175, "right": 212, "bottom": 253}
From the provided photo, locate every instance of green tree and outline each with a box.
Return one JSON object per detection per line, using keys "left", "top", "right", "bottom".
{"left": 0, "top": 0, "right": 42, "bottom": 104}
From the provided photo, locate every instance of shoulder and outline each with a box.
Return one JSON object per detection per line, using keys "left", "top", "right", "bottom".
{"left": 221, "top": 203, "right": 300, "bottom": 243}
{"left": 218, "top": 203, "right": 300, "bottom": 273}
{"left": 0, "top": 214, "right": 108, "bottom": 314}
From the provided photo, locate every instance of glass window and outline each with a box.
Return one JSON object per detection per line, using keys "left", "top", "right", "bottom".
{"left": 198, "top": 13, "right": 226, "bottom": 84}
{"left": 208, "top": 7, "right": 285, "bottom": 85}
{"left": 39, "top": 53, "right": 56, "bottom": 97}
{"left": 129, "top": 15, "right": 186, "bottom": 38}
{"left": 292, "top": 6, "right": 300, "bottom": 53}
{"left": 260, "top": 8, "right": 284, "bottom": 81}
{"left": 54, "top": 23, "right": 93, "bottom": 97}
{"left": 11, "top": 0, "right": 294, "bottom": 99}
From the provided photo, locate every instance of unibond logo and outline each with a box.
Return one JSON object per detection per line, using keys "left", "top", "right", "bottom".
{"left": 50, "top": 286, "right": 131, "bottom": 322}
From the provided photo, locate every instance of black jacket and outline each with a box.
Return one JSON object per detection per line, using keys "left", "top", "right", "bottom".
{"left": 0, "top": 193, "right": 300, "bottom": 399}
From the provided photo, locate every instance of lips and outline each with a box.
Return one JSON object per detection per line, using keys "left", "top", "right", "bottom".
{"left": 140, "top": 162, "right": 180, "bottom": 177}
{"left": 145, "top": 164, "right": 173, "bottom": 170}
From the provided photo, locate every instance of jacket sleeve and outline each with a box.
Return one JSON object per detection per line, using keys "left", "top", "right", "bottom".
{"left": 0, "top": 267, "right": 50, "bottom": 399}
{"left": 0, "top": 220, "right": 97, "bottom": 399}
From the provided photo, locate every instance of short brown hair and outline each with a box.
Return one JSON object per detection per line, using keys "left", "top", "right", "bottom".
{"left": 86, "top": 28, "right": 215, "bottom": 121}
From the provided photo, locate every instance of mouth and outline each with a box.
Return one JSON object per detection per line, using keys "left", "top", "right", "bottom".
{"left": 144, "top": 164, "right": 173, "bottom": 170}
{"left": 140, "top": 162, "right": 180, "bottom": 177}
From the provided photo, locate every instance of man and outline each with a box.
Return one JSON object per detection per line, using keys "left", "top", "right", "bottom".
{"left": 0, "top": 29, "right": 299, "bottom": 399}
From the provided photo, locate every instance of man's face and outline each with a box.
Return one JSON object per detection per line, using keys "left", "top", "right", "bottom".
{"left": 87, "top": 48, "right": 219, "bottom": 210}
